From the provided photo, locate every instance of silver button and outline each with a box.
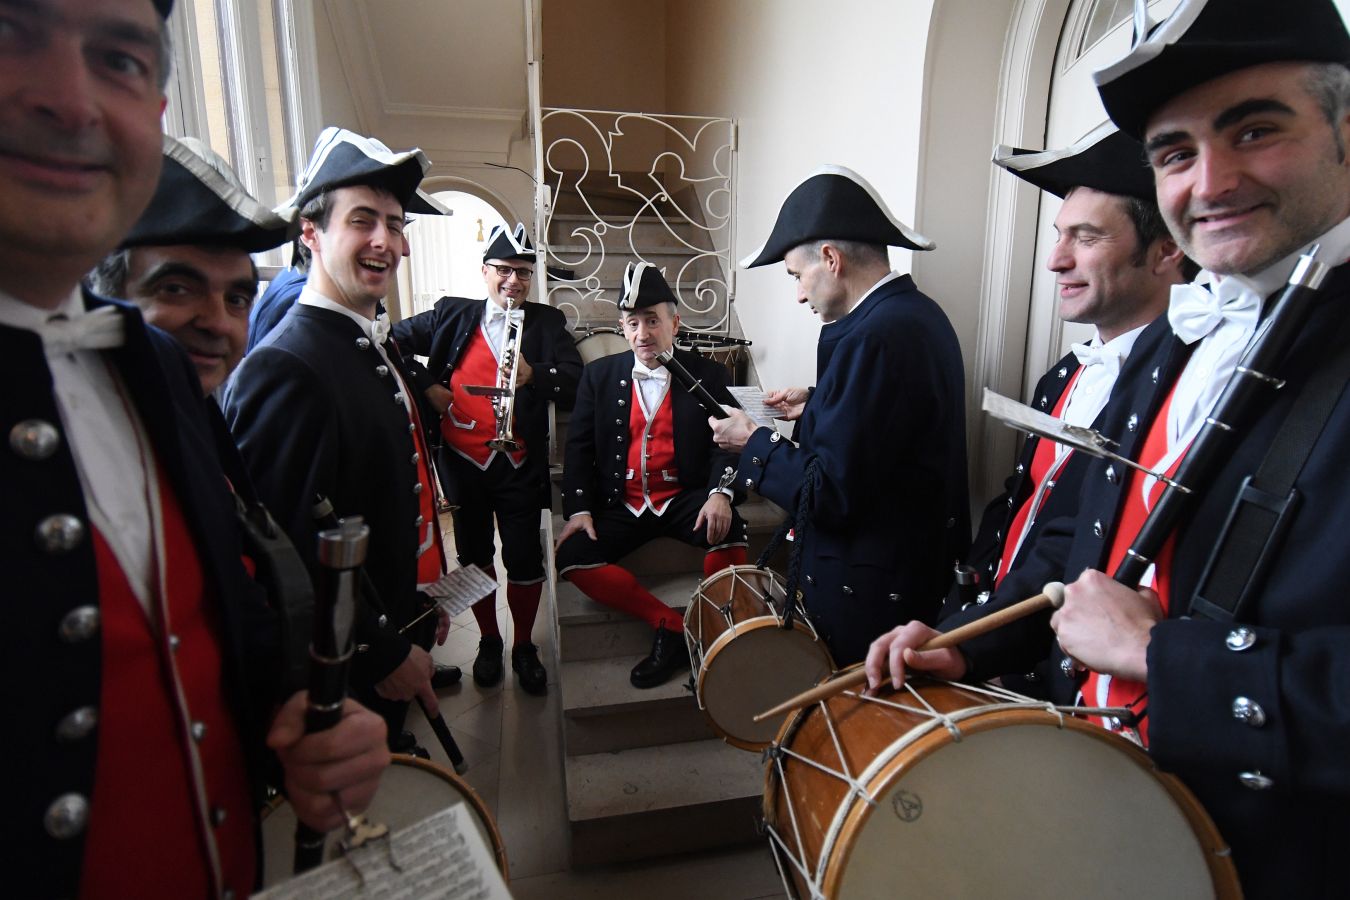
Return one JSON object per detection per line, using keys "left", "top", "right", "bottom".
{"left": 805, "top": 575, "right": 815, "bottom": 585}
{"left": 168, "top": 634, "right": 181, "bottom": 652}
{"left": 841, "top": 585, "right": 853, "bottom": 596}
{"left": 1092, "top": 519, "right": 1104, "bottom": 538}
{"left": 554, "top": 386, "right": 560, "bottom": 392}
{"left": 1151, "top": 366, "right": 1160, "bottom": 384}
{"left": 751, "top": 457, "right": 761, "bottom": 466}
{"left": 620, "top": 379, "right": 628, "bottom": 387}
{"left": 410, "top": 452, "right": 420, "bottom": 465}
{"left": 191, "top": 721, "right": 207, "bottom": 742}
{"left": 888, "top": 593, "right": 901, "bottom": 602}
{"left": 408, "top": 423, "right": 416, "bottom": 433}
{"left": 1038, "top": 395, "right": 1048, "bottom": 408}
{"left": 1127, "top": 413, "right": 1139, "bottom": 432}
{"left": 393, "top": 393, "right": 405, "bottom": 405}
{"left": 1006, "top": 497, "right": 1014, "bottom": 509}
{"left": 375, "top": 365, "right": 389, "bottom": 377}
{"left": 59, "top": 606, "right": 99, "bottom": 643}
{"left": 769, "top": 432, "right": 781, "bottom": 443}
{"left": 1238, "top": 771, "right": 1274, "bottom": 790}
{"left": 377, "top": 614, "right": 388, "bottom": 628}
{"left": 1024, "top": 670, "right": 1039, "bottom": 682}
{"left": 55, "top": 706, "right": 98, "bottom": 742}
{"left": 211, "top": 806, "right": 228, "bottom": 827}
{"left": 549, "top": 367, "right": 557, "bottom": 375}
{"left": 356, "top": 337, "right": 371, "bottom": 350}
{"left": 616, "top": 435, "right": 624, "bottom": 443}
{"left": 10, "top": 419, "right": 61, "bottom": 460}
{"left": 1105, "top": 465, "right": 1118, "bottom": 484}
{"left": 615, "top": 419, "right": 623, "bottom": 425}
{"left": 36, "top": 514, "right": 84, "bottom": 553}
{"left": 615, "top": 454, "right": 622, "bottom": 461}
{"left": 744, "top": 478, "right": 754, "bottom": 489}
{"left": 44, "top": 793, "right": 88, "bottom": 839}
{"left": 414, "top": 515, "right": 425, "bottom": 527}
{"left": 575, "top": 489, "right": 584, "bottom": 496}
{"left": 1057, "top": 367, "right": 1067, "bottom": 378}
{"left": 976, "top": 591, "right": 990, "bottom": 606}
{"left": 1232, "top": 696, "right": 1267, "bottom": 727}
{"left": 1015, "top": 463, "right": 1025, "bottom": 475}
{"left": 1226, "top": 627, "right": 1257, "bottom": 652}
{"left": 413, "top": 483, "right": 423, "bottom": 495}
{"left": 947, "top": 517, "right": 956, "bottom": 527}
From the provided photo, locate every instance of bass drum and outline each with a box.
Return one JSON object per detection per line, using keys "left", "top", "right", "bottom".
{"left": 763, "top": 678, "right": 1241, "bottom": 899}
{"left": 684, "top": 565, "right": 834, "bottom": 751}
{"left": 260, "top": 753, "right": 509, "bottom": 886}
{"left": 575, "top": 328, "right": 629, "bottom": 364}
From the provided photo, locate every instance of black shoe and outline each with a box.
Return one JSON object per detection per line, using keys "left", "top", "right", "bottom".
{"left": 511, "top": 643, "right": 548, "bottom": 695}
{"left": 431, "top": 664, "right": 462, "bottom": 690}
{"left": 630, "top": 624, "right": 689, "bottom": 689}
{"left": 389, "top": 730, "right": 430, "bottom": 759}
{"left": 473, "top": 635, "right": 505, "bottom": 687}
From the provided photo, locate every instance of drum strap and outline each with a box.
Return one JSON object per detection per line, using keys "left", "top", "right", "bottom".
{"left": 756, "top": 457, "right": 820, "bottom": 628}
{"left": 1188, "top": 307, "right": 1350, "bottom": 622}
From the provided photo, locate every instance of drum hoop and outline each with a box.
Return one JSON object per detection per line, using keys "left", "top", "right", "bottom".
{"left": 685, "top": 565, "right": 797, "bottom": 678}
{"left": 693, "top": 616, "right": 834, "bottom": 752}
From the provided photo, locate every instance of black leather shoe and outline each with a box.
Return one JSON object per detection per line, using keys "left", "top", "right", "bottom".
{"left": 390, "top": 730, "right": 430, "bottom": 759}
{"left": 431, "top": 664, "right": 462, "bottom": 690}
{"left": 473, "top": 635, "right": 505, "bottom": 687}
{"left": 511, "top": 643, "right": 548, "bottom": 695}
{"left": 630, "top": 624, "right": 689, "bottom": 689}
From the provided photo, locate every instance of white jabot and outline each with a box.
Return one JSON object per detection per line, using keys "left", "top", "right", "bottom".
{"left": 482, "top": 300, "right": 523, "bottom": 359}
{"left": 633, "top": 359, "right": 670, "bottom": 418}
{"left": 35, "top": 304, "right": 125, "bottom": 354}
{"left": 370, "top": 311, "right": 391, "bottom": 346}
{"left": 1167, "top": 279, "right": 1262, "bottom": 346}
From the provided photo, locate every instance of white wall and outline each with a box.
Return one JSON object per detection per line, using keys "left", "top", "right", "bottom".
{"left": 664, "top": 0, "right": 937, "bottom": 391}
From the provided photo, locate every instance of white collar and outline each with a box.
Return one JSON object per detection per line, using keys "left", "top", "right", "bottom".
{"left": 0, "top": 285, "right": 87, "bottom": 332}
{"left": 1205, "top": 213, "right": 1350, "bottom": 300}
{"left": 839, "top": 270, "right": 903, "bottom": 321}
{"left": 299, "top": 285, "right": 376, "bottom": 338}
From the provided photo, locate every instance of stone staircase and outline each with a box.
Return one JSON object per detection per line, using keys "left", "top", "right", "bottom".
{"left": 552, "top": 499, "right": 789, "bottom": 867}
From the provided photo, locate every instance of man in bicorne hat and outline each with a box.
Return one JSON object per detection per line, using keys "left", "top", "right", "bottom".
{"left": 557, "top": 262, "right": 748, "bottom": 688}
{"left": 941, "top": 124, "right": 1193, "bottom": 700}
{"left": 88, "top": 136, "right": 294, "bottom": 398}
{"left": 1, "top": 3, "right": 388, "bottom": 897}
{"left": 869, "top": 1, "right": 1350, "bottom": 891}
{"left": 711, "top": 166, "right": 970, "bottom": 666}
{"left": 393, "top": 223, "right": 583, "bottom": 695}
{"left": 226, "top": 127, "right": 457, "bottom": 749}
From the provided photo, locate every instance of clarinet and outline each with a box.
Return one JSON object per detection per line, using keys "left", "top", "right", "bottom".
{"left": 294, "top": 516, "right": 370, "bottom": 874}
{"left": 654, "top": 348, "right": 732, "bottom": 419}
{"left": 1113, "top": 247, "right": 1332, "bottom": 588}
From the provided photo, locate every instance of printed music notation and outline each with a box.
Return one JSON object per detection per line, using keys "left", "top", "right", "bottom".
{"left": 252, "top": 804, "right": 511, "bottom": 899}
{"left": 725, "top": 387, "right": 777, "bottom": 429}
{"left": 417, "top": 565, "right": 501, "bottom": 618}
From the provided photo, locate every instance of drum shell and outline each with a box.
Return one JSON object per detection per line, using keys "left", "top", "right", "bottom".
{"left": 575, "top": 328, "right": 629, "bottom": 365}
{"left": 763, "top": 679, "right": 1241, "bottom": 900}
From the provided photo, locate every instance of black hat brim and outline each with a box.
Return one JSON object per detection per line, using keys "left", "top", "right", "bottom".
{"left": 994, "top": 125, "right": 1154, "bottom": 201}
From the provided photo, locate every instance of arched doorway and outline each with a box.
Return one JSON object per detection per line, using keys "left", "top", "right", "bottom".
{"left": 395, "top": 183, "right": 514, "bottom": 319}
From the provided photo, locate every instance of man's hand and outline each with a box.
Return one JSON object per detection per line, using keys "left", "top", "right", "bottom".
{"left": 268, "top": 692, "right": 390, "bottom": 833}
{"left": 864, "top": 620, "right": 968, "bottom": 691}
{"left": 434, "top": 604, "right": 451, "bottom": 646}
{"left": 424, "top": 384, "right": 452, "bottom": 415}
{"left": 764, "top": 387, "right": 810, "bottom": 421}
{"left": 374, "top": 644, "right": 438, "bottom": 714}
{"left": 555, "top": 512, "right": 597, "bottom": 550}
{"left": 710, "top": 409, "right": 760, "bottom": 453}
{"left": 1051, "top": 569, "right": 1158, "bottom": 682}
{"left": 509, "top": 353, "right": 533, "bottom": 386}
{"left": 695, "top": 492, "right": 732, "bottom": 544}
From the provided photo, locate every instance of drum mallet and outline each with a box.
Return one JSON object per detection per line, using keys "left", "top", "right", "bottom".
{"left": 753, "top": 582, "right": 1066, "bottom": 722}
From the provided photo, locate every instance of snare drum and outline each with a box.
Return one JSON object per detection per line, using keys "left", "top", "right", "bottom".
{"left": 764, "top": 679, "right": 1240, "bottom": 899}
{"left": 684, "top": 565, "right": 834, "bottom": 751}
{"left": 260, "top": 754, "right": 509, "bottom": 886}
{"left": 575, "top": 328, "right": 628, "bottom": 364}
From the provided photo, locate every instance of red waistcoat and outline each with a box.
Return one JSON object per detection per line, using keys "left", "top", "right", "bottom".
{"left": 443, "top": 329, "right": 527, "bottom": 469}
{"left": 625, "top": 384, "right": 680, "bottom": 516}
{"left": 80, "top": 467, "right": 255, "bottom": 899}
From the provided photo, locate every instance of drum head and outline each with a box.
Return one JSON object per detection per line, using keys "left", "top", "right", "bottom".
{"left": 828, "top": 715, "right": 1230, "bottom": 899}
{"left": 260, "top": 754, "right": 508, "bottom": 886}
{"left": 575, "top": 329, "right": 629, "bottom": 364}
{"left": 699, "top": 619, "right": 834, "bottom": 751}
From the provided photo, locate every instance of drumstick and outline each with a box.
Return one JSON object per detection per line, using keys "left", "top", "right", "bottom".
{"left": 751, "top": 582, "right": 1066, "bottom": 722}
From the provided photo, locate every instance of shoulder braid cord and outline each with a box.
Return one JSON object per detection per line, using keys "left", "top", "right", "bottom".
{"left": 755, "top": 456, "right": 820, "bottom": 630}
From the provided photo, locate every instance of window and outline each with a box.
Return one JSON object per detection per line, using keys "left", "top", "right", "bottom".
{"left": 405, "top": 192, "right": 509, "bottom": 316}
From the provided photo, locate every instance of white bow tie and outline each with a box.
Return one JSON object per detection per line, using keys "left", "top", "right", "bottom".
{"left": 1168, "top": 280, "right": 1262, "bottom": 345}
{"left": 39, "top": 306, "right": 125, "bottom": 354}
{"left": 488, "top": 307, "right": 524, "bottom": 323}
{"left": 371, "top": 312, "right": 391, "bottom": 346}
{"left": 632, "top": 366, "right": 667, "bottom": 383}
{"left": 1070, "top": 341, "right": 1121, "bottom": 377}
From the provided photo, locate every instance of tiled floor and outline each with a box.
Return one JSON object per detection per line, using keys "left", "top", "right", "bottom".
{"left": 407, "top": 515, "right": 784, "bottom": 899}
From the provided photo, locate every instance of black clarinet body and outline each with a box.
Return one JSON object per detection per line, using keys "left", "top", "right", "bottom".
{"left": 655, "top": 348, "right": 732, "bottom": 419}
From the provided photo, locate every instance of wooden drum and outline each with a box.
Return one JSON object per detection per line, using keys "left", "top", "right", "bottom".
{"left": 260, "top": 753, "right": 509, "bottom": 886}
{"left": 684, "top": 565, "right": 834, "bottom": 751}
{"left": 763, "top": 679, "right": 1241, "bottom": 899}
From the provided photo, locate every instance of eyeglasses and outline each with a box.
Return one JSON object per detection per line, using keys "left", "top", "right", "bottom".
{"left": 488, "top": 264, "right": 534, "bottom": 280}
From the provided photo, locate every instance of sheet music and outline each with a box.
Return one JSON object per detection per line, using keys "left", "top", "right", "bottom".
{"left": 253, "top": 805, "right": 512, "bottom": 899}
{"left": 417, "top": 565, "right": 499, "bottom": 617}
{"left": 726, "top": 386, "right": 776, "bottom": 429}
{"left": 981, "top": 388, "right": 1113, "bottom": 456}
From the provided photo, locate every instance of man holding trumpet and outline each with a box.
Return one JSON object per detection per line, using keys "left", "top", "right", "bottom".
{"left": 867, "top": 0, "right": 1350, "bottom": 892}
{"left": 394, "top": 224, "right": 582, "bottom": 695}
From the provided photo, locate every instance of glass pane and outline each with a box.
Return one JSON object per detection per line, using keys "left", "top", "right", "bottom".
{"left": 257, "top": 0, "right": 293, "bottom": 208}
{"left": 193, "top": 0, "right": 233, "bottom": 167}
{"left": 1077, "top": 0, "right": 1131, "bottom": 58}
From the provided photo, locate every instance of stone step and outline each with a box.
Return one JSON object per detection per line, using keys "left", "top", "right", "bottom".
{"left": 565, "top": 739, "right": 766, "bottom": 868}
{"left": 560, "top": 653, "right": 714, "bottom": 755}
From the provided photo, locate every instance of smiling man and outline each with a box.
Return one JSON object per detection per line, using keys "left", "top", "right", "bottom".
{"left": 88, "top": 136, "right": 293, "bottom": 396}
{"left": 226, "top": 128, "right": 457, "bottom": 751}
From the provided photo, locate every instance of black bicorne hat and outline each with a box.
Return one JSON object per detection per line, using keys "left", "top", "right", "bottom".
{"left": 121, "top": 136, "right": 295, "bottom": 253}
{"left": 740, "top": 164, "right": 935, "bottom": 268}
{"left": 282, "top": 127, "right": 431, "bottom": 213}
{"left": 154, "top": 0, "right": 174, "bottom": 16}
{"left": 993, "top": 122, "right": 1154, "bottom": 201}
{"left": 483, "top": 223, "right": 535, "bottom": 262}
{"left": 1095, "top": 0, "right": 1350, "bottom": 139}
{"left": 617, "top": 262, "right": 678, "bottom": 311}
